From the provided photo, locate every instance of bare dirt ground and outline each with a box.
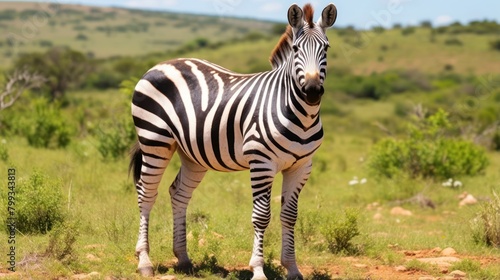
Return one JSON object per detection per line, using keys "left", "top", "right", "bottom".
{"left": 297, "top": 249, "right": 500, "bottom": 280}
{"left": 1, "top": 249, "right": 498, "bottom": 279}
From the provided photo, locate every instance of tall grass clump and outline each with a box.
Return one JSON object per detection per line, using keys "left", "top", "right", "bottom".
{"left": 471, "top": 191, "right": 500, "bottom": 247}
{"left": 368, "top": 109, "right": 489, "bottom": 179}
{"left": 11, "top": 171, "right": 65, "bottom": 234}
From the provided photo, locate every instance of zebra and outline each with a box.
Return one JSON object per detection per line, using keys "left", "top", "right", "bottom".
{"left": 129, "top": 3, "right": 337, "bottom": 279}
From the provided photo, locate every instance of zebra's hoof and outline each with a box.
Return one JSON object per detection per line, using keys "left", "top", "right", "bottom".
{"left": 137, "top": 266, "right": 154, "bottom": 277}
{"left": 251, "top": 269, "right": 267, "bottom": 280}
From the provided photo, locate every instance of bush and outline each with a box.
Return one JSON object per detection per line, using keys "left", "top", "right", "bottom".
{"left": 95, "top": 79, "right": 136, "bottom": 160}
{"left": 369, "top": 109, "right": 489, "bottom": 179}
{"left": 75, "top": 33, "right": 88, "bottom": 41}
{"left": 321, "top": 210, "right": 361, "bottom": 255}
{"left": 10, "top": 171, "right": 65, "bottom": 234}
{"left": 24, "top": 98, "right": 72, "bottom": 148}
{"left": 340, "top": 70, "right": 431, "bottom": 99}
{"left": 96, "top": 117, "right": 135, "bottom": 160}
{"left": 471, "top": 191, "right": 500, "bottom": 248}
{"left": 401, "top": 26, "right": 416, "bottom": 36}
{"left": 45, "top": 220, "right": 80, "bottom": 264}
{"left": 444, "top": 37, "right": 463, "bottom": 46}
{"left": 86, "top": 69, "right": 122, "bottom": 89}
{"left": 492, "top": 130, "right": 500, "bottom": 151}
{"left": 490, "top": 39, "right": 500, "bottom": 51}
{"left": 296, "top": 210, "right": 322, "bottom": 245}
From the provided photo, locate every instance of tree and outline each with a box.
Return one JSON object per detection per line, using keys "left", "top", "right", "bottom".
{"left": 0, "top": 69, "right": 45, "bottom": 111}
{"left": 13, "top": 47, "right": 91, "bottom": 100}
{"left": 420, "top": 20, "right": 433, "bottom": 28}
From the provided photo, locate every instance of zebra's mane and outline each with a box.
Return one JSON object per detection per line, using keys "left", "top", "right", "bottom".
{"left": 303, "top": 3, "right": 314, "bottom": 28}
{"left": 269, "top": 25, "right": 293, "bottom": 69}
{"left": 269, "top": 4, "right": 314, "bottom": 69}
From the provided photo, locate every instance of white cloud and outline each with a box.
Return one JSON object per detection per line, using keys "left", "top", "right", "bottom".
{"left": 260, "top": 2, "right": 281, "bottom": 13}
{"left": 125, "top": 0, "right": 177, "bottom": 10}
{"left": 434, "top": 15, "right": 453, "bottom": 26}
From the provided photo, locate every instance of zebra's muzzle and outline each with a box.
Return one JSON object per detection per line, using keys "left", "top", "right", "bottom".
{"left": 302, "top": 75, "right": 324, "bottom": 105}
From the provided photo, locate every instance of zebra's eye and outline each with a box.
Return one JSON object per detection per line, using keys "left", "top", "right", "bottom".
{"left": 324, "top": 44, "right": 330, "bottom": 52}
{"left": 292, "top": 45, "right": 299, "bottom": 52}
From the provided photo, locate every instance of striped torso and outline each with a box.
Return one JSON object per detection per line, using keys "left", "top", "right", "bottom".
{"left": 132, "top": 58, "right": 323, "bottom": 173}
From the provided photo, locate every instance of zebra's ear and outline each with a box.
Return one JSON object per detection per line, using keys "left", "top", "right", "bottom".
{"left": 318, "top": 3, "right": 337, "bottom": 30}
{"left": 287, "top": 4, "right": 304, "bottom": 30}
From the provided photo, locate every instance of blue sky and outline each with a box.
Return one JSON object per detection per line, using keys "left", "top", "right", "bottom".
{"left": 15, "top": 0, "right": 500, "bottom": 28}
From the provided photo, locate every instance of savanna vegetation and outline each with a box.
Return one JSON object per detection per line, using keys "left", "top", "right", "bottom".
{"left": 0, "top": 2, "right": 500, "bottom": 279}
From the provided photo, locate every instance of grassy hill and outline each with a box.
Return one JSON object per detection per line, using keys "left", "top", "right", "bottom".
{"left": 2, "top": 2, "right": 499, "bottom": 76}
{"left": 0, "top": 2, "right": 277, "bottom": 66}
{"left": 169, "top": 27, "right": 500, "bottom": 76}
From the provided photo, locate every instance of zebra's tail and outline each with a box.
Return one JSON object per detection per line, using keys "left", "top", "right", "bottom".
{"left": 129, "top": 142, "right": 142, "bottom": 185}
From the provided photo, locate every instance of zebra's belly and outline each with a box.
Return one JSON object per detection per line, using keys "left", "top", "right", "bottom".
{"left": 175, "top": 130, "right": 250, "bottom": 172}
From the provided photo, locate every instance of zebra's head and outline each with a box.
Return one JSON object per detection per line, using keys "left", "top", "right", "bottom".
{"left": 288, "top": 3, "right": 337, "bottom": 105}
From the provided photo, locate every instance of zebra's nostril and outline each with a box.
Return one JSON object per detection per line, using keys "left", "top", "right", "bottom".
{"left": 304, "top": 84, "right": 323, "bottom": 96}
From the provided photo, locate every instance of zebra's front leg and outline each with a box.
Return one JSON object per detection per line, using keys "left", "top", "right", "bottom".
{"left": 170, "top": 155, "right": 207, "bottom": 272}
{"left": 248, "top": 164, "right": 276, "bottom": 280}
{"left": 280, "top": 161, "right": 312, "bottom": 280}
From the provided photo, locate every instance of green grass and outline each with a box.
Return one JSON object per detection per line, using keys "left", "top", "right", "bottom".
{"left": 1, "top": 124, "right": 499, "bottom": 278}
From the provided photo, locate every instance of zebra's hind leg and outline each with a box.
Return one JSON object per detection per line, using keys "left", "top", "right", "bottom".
{"left": 279, "top": 162, "right": 312, "bottom": 280}
{"left": 131, "top": 143, "right": 175, "bottom": 277}
{"left": 169, "top": 152, "right": 207, "bottom": 272}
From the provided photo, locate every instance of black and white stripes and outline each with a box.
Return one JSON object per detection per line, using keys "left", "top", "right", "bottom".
{"left": 130, "top": 3, "right": 337, "bottom": 280}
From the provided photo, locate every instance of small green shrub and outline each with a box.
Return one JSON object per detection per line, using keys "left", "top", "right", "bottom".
{"left": 24, "top": 98, "right": 72, "bottom": 148}
{"left": 95, "top": 117, "right": 135, "bottom": 160}
{"left": 13, "top": 171, "right": 65, "bottom": 234}
{"left": 471, "top": 191, "right": 500, "bottom": 247}
{"left": 320, "top": 210, "right": 361, "bottom": 255}
{"left": 45, "top": 220, "right": 79, "bottom": 264}
{"left": 369, "top": 109, "right": 489, "bottom": 179}
{"left": 490, "top": 39, "right": 500, "bottom": 51}
{"left": 297, "top": 210, "right": 322, "bottom": 245}
{"left": 95, "top": 79, "right": 136, "bottom": 160}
